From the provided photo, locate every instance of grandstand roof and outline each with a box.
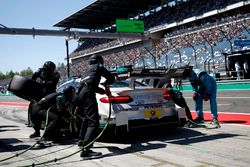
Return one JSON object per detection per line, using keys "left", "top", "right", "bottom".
{"left": 54, "top": 0, "right": 165, "bottom": 30}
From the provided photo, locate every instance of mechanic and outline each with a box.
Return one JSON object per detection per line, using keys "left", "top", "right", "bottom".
{"left": 169, "top": 89, "right": 196, "bottom": 128}
{"left": 162, "top": 79, "right": 196, "bottom": 128}
{"left": 29, "top": 86, "right": 76, "bottom": 140}
{"left": 183, "top": 69, "right": 220, "bottom": 127}
{"left": 75, "top": 54, "right": 115, "bottom": 159}
{"left": 27, "top": 61, "right": 60, "bottom": 127}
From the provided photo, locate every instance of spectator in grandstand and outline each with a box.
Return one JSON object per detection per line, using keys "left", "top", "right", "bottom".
{"left": 183, "top": 69, "right": 220, "bottom": 128}
{"left": 29, "top": 86, "right": 76, "bottom": 140}
{"left": 27, "top": 61, "right": 60, "bottom": 127}
{"left": 75, "top": 54, "right": 115, "bottom": 159}
{"left": 235, "top": 60, "right": 242, "bottom": 80}
{"left": 58, "top": 3, "right": 250, "bottom": 81}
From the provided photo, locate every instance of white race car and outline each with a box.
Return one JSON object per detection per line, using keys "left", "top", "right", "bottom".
{"left": 57, "top": 69, "right": 186, "bottom": 132}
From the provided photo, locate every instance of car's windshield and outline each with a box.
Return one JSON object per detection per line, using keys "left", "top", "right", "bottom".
{"left": 57, "top": 78, "right": 148, "bottom": 91}
{"left": 57, "top": 80, "right": 80, "bottom": 92}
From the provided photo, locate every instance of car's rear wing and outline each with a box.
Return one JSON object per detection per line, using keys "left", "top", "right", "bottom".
{"left": 111, "top": 66, "right": 193, "bottom": 89}
{"left": 113, "top": 66, "right": 192, "bottom": 80}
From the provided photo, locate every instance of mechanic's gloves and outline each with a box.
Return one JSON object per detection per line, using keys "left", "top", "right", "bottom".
{"left": 192, "top": 92, "right": 199, "bottom": 101}
{"left": 35, "top": 78, "right": 43, "bottom": 84}
{"left": 203, "top": 93, "right": 210, "bottom": 101}
{"left": 101, "top": 82, "right": 112, "bottom": 97}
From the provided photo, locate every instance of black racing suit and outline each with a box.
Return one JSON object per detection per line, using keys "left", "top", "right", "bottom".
{"left": 32, "top": 92, "right": 74, "bottom": 138}
{"left": 32, "top": 68, "right": 60, "bottom": 97}
{"left": 169, "top": 89, "right": 193, "bottom": 121}
{"left": 76, "top": 64, "right": 115, "bottom": 149}
{"left": 28, "top": 68, "right": 60, "bottom": 125}
{"left": 163, "top": 82, "right": 193, "bottom": 121}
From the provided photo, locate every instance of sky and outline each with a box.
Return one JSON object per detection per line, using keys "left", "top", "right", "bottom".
{"left": 0, "top": 0, "right": 95, "bottom": 74}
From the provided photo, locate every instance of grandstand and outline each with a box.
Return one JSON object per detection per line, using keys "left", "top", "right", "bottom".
{"left": 54, "top": 0, "right": 250, "bottom": 81}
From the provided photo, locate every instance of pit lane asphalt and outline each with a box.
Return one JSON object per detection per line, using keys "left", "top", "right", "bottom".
{"left": 183, "top": 90, "right": 250, "bottom": 114}
{"left": 0, "top": 92, "right": 250, "bottom": 167}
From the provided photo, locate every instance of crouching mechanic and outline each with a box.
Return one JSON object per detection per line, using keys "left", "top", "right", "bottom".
{"left": 29, "top": 86, "right": 76, "bottom": 140}
{"left": 169, "top": 89, "right": 196, "bottom": 128}
{"left": 27, "top": 61, "right": 60, "bottom": 127}
{"left": 162, "top": 80, "right": 195, "bottom": 128}
{"left": 183, "top": 69, "right": 220, "bottom": 127}
{"left": 75, "top": 54, "right": 115, "bottom": 159}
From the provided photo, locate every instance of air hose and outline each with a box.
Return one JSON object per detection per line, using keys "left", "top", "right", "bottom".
{"left": 19, "top": 87, "right": 113, "bottom": 167}
{"left": 0, "top": 106, "right": 54, "bottom": 163}
{"left": 9, "top": 144, "right": 75, "bottom": 165}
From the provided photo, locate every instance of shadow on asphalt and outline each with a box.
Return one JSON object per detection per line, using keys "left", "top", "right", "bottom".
{"left": 0, "top": 126, "right": 242, "bottom": 166}
{"left": 0, "top": 138, "right": 30, "bottom": 153}
{"left": 98, "top": 126, "right": 240, "bottom": 153}
{"left": 0, "top": 123, "right": 242, "bottom": 158}
{"left": 94, "top": 127, "right": 241, "bottom": 159}
{"left": 0, "top": 125, "right": 19, "bottom": 132}
{"left": 99, "top": 125, "right": 241, "bottom": 144}
{"left": 99, "top": 126, "right": 204, "bottom": 144}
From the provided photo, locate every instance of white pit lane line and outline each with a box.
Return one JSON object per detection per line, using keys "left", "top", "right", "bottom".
{"left": 185, "top": 96, "right": 250, "bottom": 99}
{"left": 217, "top": 97, "right": 250, "bottom": 99}
{"left": 217, "top": 103, "right": 231, "bottom": 106}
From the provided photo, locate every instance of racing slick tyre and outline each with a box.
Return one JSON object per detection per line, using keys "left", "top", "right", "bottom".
{"left": 8, "top": 75, "right": 43, "bottom": 102}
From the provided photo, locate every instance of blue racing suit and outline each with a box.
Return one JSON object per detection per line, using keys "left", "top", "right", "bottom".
{"left": 189, "top": 70, "right": 218, "bottom": 119}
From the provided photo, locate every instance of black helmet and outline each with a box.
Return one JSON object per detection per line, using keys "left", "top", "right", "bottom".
{"left": 89, "top": 54, "right": 104, "bottom": 65}
{"left": 43, "top": 61, "right": 56, "bottom": 72}
{"left": 63, "top": 86, "right": 75, "bottom": 97}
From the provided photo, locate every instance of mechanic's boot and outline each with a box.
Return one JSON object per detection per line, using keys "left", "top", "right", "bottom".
{"left": 43, "top": 130, "right": 62, "bottom": 141}
{"left": 193, "top": 117, "right": 204, "bottom": 123}
{"left": 186, "top": 120, "right": 197, "bottom": 128}
{"left": 80, "top": 149, "right": 102, "bottom": 160}
{"left": 25, "top": 122, "right": 32, "bottom": 127}
{"left": 211, "top": 118, "right": 221, "bottom": 128}
{"left": 29, "top": 131, "right": 40, "bottom": 138}
{"left": 77, "top": 140, "right": 90, "bottom": 149}
{"left": 37, "top": 138, "right": 53, "bottom": 148}
{"left": 78, "top": 140, "right": 85, "bottom": 147}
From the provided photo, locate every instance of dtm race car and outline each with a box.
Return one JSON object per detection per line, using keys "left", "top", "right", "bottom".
{"left": 57, "top": 67, "right": 187, "bottom": 132}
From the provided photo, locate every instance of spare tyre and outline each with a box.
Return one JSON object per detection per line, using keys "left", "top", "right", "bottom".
{"left": 8, "top": 75, "right": 43, "bottom": 102}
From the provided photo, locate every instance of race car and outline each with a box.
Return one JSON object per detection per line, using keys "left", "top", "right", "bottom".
{"left": 57, "top": 68, "right": 187, "bottom": 132}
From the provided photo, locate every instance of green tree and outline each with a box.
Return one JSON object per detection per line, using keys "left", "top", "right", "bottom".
{"left": 6, "top": 70, "right": 17, "bottom": 78}
{"left": 0, "top": 71, "right": 5, "bottom": 80}
{"left": 20, "top": 67, "right": 33, "bottom": 76}
{"left": 61, "top": 63, "right": 65, "bottom": 68}
{"left": 57, "top": 62, "right": 65, "bottom": 69}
